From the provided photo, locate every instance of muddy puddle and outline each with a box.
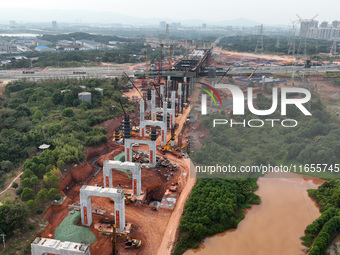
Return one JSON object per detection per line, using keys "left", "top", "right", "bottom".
{"left": 184, "top": 173, "right": 325, "bottom": 255}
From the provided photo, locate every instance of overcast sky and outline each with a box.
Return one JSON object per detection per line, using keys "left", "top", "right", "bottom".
{"left": 2, "top": 0, "right": 339, "bottom": 25}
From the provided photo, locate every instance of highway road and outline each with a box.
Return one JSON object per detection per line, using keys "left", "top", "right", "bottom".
{"left": 0, "top": 64, "right": 339, "bottom": 82}
{"left": 0, "top": 68, "right": 136, "bottom": 82}
{"left": 222, "top": 64, "right": 340, "bottom": 74}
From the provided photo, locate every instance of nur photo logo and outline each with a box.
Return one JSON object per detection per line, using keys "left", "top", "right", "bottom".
{"left": 199, "top": 83, "right": 312, "bottom": 127}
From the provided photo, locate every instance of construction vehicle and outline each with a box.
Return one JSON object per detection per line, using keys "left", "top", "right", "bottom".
{"left": 247, "top": 65, "right": 263, "bottom": 80}
{"left": 125, "top": 236, "right": 142, "bottom": 249}
{"left": 116, "top": 233, "right": 142, "bottom": 249}
{"left": 109, "top": 221, "right": 141, "bottom": 252}
{"left": 170, "top": 183, "right": 177, "bottom": 192}
{"left": 125, "top": 195, "right": 137, "bottom": 204}
{"left": 113, "top": 129, "right": 122, "bottom": 141}
{"left": 157, "top": 127, "right": 182, "bottom": 158}
{"left": 158, "top": 143, "right": 182, "bottom": 158}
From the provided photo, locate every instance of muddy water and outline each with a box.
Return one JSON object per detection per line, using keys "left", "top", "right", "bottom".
{"left": 184, "top": 173, "right": 325, "bottom": 255}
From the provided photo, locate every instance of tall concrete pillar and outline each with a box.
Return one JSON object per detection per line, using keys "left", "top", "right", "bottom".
{"left": 147, "top": 100, "right": 151, "bottom": 112}
{"left": 160, "top": 84, "right": 164, "bottom": 107}
{"left": 125, "top": 142, "right": 133, "bottom": 162}
{"left": 140, "top": 100, "right": 145, "bottom": 137}
{"left": 140, "top": 100, "right": 144, "bottom": 121}
{"left": 178, "top": 83, "right": 182, "bottom": 113}
{"left": 114, "top": 194, "right": 125, "bottom": 231}
{"left": 80, "top": 193, "right": 92, "bottom": 226}
{"left": 167, "top": 77, "right": 171, "bottom": 99}
{"left": 160, "top": 84, "right": 164, "bottom": 99}
{"left": 151, "top": 90, "right": 156, "bottom": 121}
{"left": 163, "top": 101, "right": 167, "bottom": 123}
{"left": 183, "top": 84, "right": 187, "bottom": 103}
{"left": 189, "top": 78, "right": 194, "bottom": 95}
{"left": 171, "top": 90, "right": 176, "bottom": 111}
{"left": 132, "top": 169, "right": 141, "bottom": 196}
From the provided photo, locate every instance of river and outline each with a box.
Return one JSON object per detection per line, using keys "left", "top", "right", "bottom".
{"left": 184, "top": 172, "right": 325, "bottom": 255}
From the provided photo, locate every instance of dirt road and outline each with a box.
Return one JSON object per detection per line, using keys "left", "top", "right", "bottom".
{"left": 0, "top": 172, "right": 23, "bottom": 196}
{"left": 0, "top": 81, "right": 9, "bottom": 96}
{"left": 156, "top": 103, "right": 197, "bottom": 255}
{"left": 157, "top": 158, "right": 196, "bottom": 255}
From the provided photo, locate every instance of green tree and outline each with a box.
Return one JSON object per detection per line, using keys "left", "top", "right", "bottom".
{"left": 26, "top": 200, "right": 38, "bottom": 214}
{"left": 0, "top": 160, "right": 13, "bottom": 172}
{"left": 21, "top": 178, "right": 32, "bottom": 188}
{"left": 0, "top": 202, "right": 28, "bottom": 234}
{"left": 43, "top": 172, "right": 59, "bottom": 189}
{"left": 62, "top": 108, "right": 74, "bottom": 118}
{"left": 21, "top": 187, "right": 35, "bottom": 201}
{"left": 35, "top": 188, "right": 48, "bottom": 204}
{"left": 48, "top": 188, "right": 58, "bottom": 199}
{"left": 33, "top": 110, "right": 43, "bottom": 120}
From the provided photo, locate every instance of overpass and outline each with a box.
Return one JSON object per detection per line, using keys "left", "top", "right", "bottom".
{"left": 172, "top": 48, "right": 212, "bottom": 76}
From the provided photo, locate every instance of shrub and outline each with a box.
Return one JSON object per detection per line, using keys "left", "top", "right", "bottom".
{"left": 15, "top": 187, "right": 23, "bottom": 196}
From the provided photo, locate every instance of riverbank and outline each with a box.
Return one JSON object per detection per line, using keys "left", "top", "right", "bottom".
{"left": 184, "top": 173, "right": 325, "bottom": 255}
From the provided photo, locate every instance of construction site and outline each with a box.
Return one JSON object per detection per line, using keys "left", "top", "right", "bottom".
{"left": 31, "top": 45, "right": 210, "bottom": 255}
{"left": 27, "top": 29, "right": 340, "bottom": 254}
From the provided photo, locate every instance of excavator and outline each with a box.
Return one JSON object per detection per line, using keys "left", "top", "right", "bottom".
{"left": 110, "top": 222, "right": 142, "bottom": 254}
{"left": 125, "top": 236, "right": 142, "bottom": 249}
{"left": 247, "top": 65, "right": 264, "bottom": 80}
{"left": 158, "top": 126, "right": 182, "bottom": 158}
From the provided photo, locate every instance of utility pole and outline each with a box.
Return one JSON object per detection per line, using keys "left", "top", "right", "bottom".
{"left": 330, "top": 40, "right": 337, "bottom": 55}
{"left": 275, "top": 37, "right": 280, "bottom": 48}
{"left": 1, "top": 233, "right": 5, "bottom": 249}
{"left": 255, "top": 24, "right": 264, "bottom": 53}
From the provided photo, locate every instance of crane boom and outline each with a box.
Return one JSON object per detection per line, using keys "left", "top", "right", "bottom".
{"left": 152, "top": 83, "right": 163, "bottom": 103}
{"left": 247, "top": 65, "right": 263, "bottom": 80}
{"left": 123, "top": 72, "right": 143, "bottom": 98}
{"left": 117, "top": 98, "right": 126, "bottom": 115}
{"left": 217, "top": 68, "right": 231, "bottom": 83}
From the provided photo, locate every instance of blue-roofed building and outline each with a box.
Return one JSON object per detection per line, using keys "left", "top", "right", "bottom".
{"left": 35, "top": 46, "right": 54, "bottom": 52}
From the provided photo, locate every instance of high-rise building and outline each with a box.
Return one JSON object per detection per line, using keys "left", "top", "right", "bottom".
{"left": 159, "top": 21, "right": 166, "bottom": 29}
{"left": 332, "top": 20, "right": 340, "bottom": 28}
{"left": 299, "top": 19, "right": 340, "bottom": 39}
{"left": 299, "top": 20, "right": 318, "bottom": 37}
{"left": 52, "top": 21, "right": 57, "bottom": 29}
{"left": 320, "top": 21, "right": 328, "bottom": 28}
{"left": 171, "top": 22, "right": 181, "bottom": 29}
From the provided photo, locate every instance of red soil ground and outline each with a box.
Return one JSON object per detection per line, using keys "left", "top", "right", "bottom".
{"left": 39, "top": 108, "right": 190, "bottom": 255}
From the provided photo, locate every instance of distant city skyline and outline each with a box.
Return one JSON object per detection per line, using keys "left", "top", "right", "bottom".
{"left": 1, "top": 0, "right": 340, "bottom": 25}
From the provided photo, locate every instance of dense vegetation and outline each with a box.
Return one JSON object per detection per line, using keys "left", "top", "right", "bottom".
{"left": 173, "top": 178, "right": 259, "bottom": 255}
{"left": 4, "top": 42, "right": 147, "bottom": 69}
{"left": 301, "top": 180, "right": 340, "bottom": 254}
{"left": 38, "top": 32, "right": 138, "bottom": 44}
{"left": 3, "top": 42, "right": 187, "bottom": 69}
{"left": 0, "top": 77, "right": 134, "bottom": 238}
{"left": 191, "top": 93, "right": 337, "bottom": 175}
{"left": 218, "top": 35, "right": 333, "bottom": 57}
{"left": 175, "top": 91, "right": 340, "bottom": 254}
